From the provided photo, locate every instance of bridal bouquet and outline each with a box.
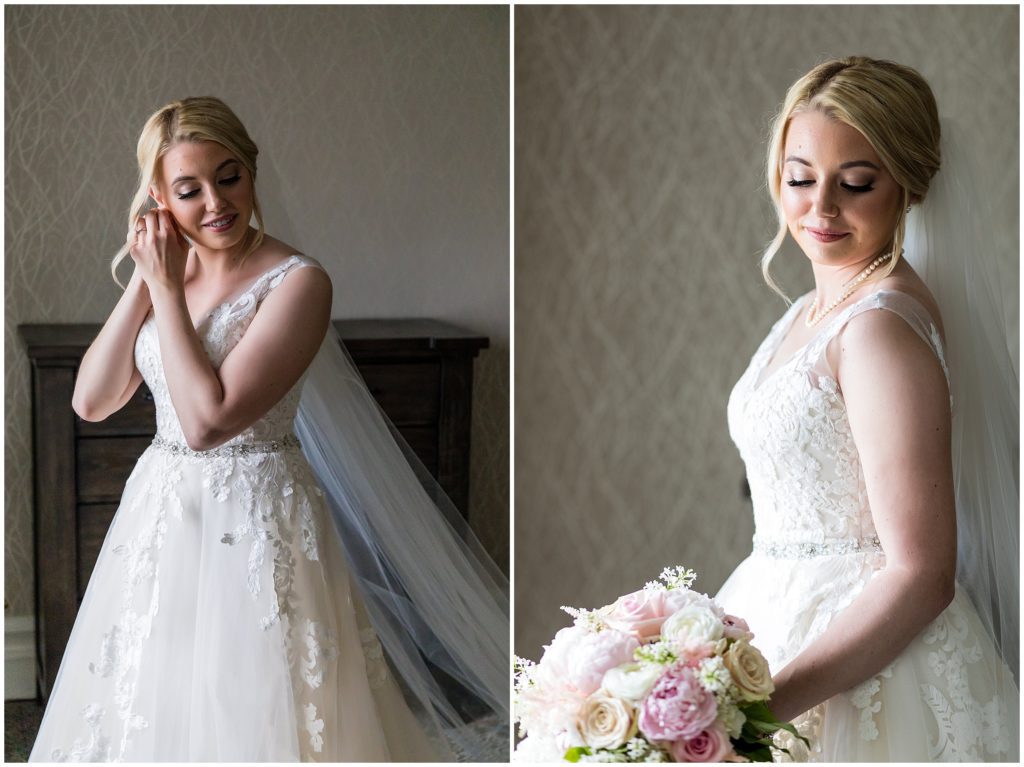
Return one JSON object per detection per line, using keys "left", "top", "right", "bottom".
{"left": 513, "top": 567, "right": 804, "bottom": 762}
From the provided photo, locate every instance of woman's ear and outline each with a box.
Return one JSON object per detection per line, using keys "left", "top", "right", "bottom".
{"left": 148, "top": 184, "right": 165, "bottom": 209}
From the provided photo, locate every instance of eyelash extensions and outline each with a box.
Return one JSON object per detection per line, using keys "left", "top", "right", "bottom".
{"left": 176, "top": 175, "right": 242, "bottom": 200}
{"left": 785, "top": 179, "right": 875, "bottom": 193}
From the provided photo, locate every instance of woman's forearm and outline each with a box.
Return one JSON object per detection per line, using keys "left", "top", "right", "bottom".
{"left": 768, "top": 563, "right": 954, "bottom": 722}
{"left": 72, "top": 272, "right": 152, "bottom": 421}
{"left": 147, "top": 284, "right": 227, "bottom": 449}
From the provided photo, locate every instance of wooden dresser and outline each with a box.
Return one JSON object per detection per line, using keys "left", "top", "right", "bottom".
{"left": 18, "top": 319, "right": 488, "bottom": 700}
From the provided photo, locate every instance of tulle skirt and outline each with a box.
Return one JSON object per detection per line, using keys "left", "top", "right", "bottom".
{"left": 716, "top": 551, "right": 1019, "bottom": 762}
{"left": 29, "top": 441, "right": 441, "bottom": 762}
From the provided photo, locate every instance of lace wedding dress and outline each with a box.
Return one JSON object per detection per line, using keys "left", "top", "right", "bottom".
{"left": 29, "top": 255, "right": 449, "bottom": 762}
{"left": 716, "top": 288, "right": 1019, "bottom": 762}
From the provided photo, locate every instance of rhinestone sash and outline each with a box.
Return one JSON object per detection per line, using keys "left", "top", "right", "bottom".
{"left": 151, "top": 433, "right": 301, "bottom": 458}
{"left": 753, "top": 535, "right": 882, "bottom": 560}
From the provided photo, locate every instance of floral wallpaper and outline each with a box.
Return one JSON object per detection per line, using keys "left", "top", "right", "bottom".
{"left": 514, "top": 4, "right": 1018, "bottom": 660}
{"left": 5, "top": 5, "right": 510, "bottom": 617}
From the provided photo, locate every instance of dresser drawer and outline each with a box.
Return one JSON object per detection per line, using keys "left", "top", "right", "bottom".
{"left": 76, "top": 384, "right": 156, "bottom": 436}
{"left": 76, "top": 436, "right": 152, "bottom": 502}
{"left": 77, "top": 503, "right": 117, "bottom": 599}
{"left": 358, "top": 363, "right": 440, "bottom": 425}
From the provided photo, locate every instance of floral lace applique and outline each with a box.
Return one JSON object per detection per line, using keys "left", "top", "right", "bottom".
{"left": 301, "top": 619, "right": 340, "bottom": 689}
{"left": 847, "top": 662, "right": 894, "bottom": 741}
{"left": 303, "top": 702, "right": 325, "bottom": 753}
{"left": 50, "top": 704, "right": 112, "bottom": 762}
{"left": 919, "top": 605, "right": 1009, "bottom": 760}
{"left": 772, "top": 704, "right": 823, "bottom": 762}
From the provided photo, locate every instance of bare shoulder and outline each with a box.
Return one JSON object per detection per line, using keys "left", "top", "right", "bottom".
{"left": 835, "top": 296, "right": 947, "bottom": 398}
{"left": 871, "top": 260, "right": 945, "bottom": 337}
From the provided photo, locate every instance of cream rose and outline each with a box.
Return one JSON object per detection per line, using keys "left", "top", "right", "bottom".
{"left": 576, "top": 691, "right": 637, "bottom": 750}
{"left": 660, "top": 605, "right": 724, "bottom": 651}
{"left": 723, "top": 640, "right": 775, "bottom": 701}
{"left": 602, "top": 662, "right": 664, "bottom": 702}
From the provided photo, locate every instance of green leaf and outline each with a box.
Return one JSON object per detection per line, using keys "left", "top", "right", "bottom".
{"left": 564, "top": 746, "right": 591, "bottom": 762}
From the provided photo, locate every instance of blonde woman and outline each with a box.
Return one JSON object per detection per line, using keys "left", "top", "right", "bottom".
{"left": 29, "top": 97, "right": 508, "bottom": 762}
{"left": 715, "top": 57, "right": 1018, "bottom": 761}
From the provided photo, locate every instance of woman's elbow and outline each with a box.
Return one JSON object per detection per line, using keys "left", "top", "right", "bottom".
{"left": 72, "top": 393, "right": 109, "bottom": 422}
{"left": 183, "top": 428, "right": 221, "bottom": 453}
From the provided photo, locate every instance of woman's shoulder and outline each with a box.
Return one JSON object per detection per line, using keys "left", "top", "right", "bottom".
{"left": 252, "top": 235, "right": 330, "bottom": 282}
{"left": 833, "top": 269, "right": 948, "bottom": 383}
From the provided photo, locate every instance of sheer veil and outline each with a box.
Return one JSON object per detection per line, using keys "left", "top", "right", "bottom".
{"left": 903, "top": 118, "right": 1019, "bottom": 683}
{"left": 295, "top": 329, "right": 510, "bottom": 759}
{"left": 257, "top": 153, "right": 510, "bottom": 760}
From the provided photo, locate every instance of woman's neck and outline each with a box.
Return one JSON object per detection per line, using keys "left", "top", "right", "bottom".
{"left": 191, "top": 227, "right": 257, "bottom": 278}
{"left": 810, "top": 252, "right": 888, "bottom": 309}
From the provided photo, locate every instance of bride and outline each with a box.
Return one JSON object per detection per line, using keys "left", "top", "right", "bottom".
{"left": 29, "top": 97, "right": 508, "bottom": 762}
{"left": 716, "top": 57, "right": 1018, "bottom": 761}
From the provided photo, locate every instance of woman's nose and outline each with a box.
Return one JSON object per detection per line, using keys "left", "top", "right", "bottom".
{"left": 204, "top": 186, "right": 226, "bottom": 211}
{"left": 813, "top": 183, "right": 838, "bottom": 217}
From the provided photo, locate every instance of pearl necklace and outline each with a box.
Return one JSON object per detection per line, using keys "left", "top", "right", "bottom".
{"left": 805, "top": 252, "right": 894, "bottom": 327}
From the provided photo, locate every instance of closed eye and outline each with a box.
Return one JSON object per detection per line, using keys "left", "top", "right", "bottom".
{"left": 785, "top": 179, "right": 875, "bottom": 193}
{"left": 176, "top": 175, "right": 242, "bottom": 200}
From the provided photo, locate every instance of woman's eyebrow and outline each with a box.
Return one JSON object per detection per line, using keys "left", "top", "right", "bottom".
{"left": 171, "top": 158, "right": 239, "bottom": 185}
{"left": 785, "top": 155, "right": 880, "bottom": 170}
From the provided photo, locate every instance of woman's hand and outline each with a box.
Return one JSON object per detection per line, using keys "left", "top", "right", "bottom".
{"left": 128, "top": 208, "right": 189, "bottom": 294}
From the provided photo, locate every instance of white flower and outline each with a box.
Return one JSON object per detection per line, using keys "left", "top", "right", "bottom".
{"left": 697, "top": 656, "right": 732, "bottom": 696}
{"left": 512, "top": 734, "right": 565, "bottom": 762}
{"left": 602, "top": 663, "right": 664, "bottom": 702}
{"left": 660, "top": 605, "right": 724, "bottom": 650}
{"left": 718, "top": 700, "right": 747, "bottom": 739}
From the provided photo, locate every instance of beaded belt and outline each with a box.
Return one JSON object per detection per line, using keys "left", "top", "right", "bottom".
{"left": 753, "top": 535, "right": 882, "bottom": 560}
{"left": 151, "top": 433, "right": 301, "bottom": 458}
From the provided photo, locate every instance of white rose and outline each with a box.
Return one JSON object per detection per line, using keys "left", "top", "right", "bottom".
{"left": 601, "top": 662, "right": 665, "bottom": 702}
{"left": 723, "top": 640, "right": 775, "bottom": 702}
{"left": 576, "top": 691, "right": 638, "bottom": 750}
{"left": 660, "top": 605, "right": 725, "bottom": 650}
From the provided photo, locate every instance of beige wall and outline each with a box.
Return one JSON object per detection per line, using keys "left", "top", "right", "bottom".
{"left": 515, "top": 5, "right": 1018, "bottom": 660}
{"left": 5, "top": 5, "right": 509, "bottom": 616}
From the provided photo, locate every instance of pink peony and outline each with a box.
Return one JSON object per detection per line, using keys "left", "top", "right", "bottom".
{"left": 670, "top": 722, "right": 735, "bottom": 763}
{"left": 722, "top": 614, "right": 754, "bottom": 642}
{"left": 637, "top": 665, "right": 718, "bottom": 741}
{"left": 565, "top": 630, "right": 639, "bottom": 696}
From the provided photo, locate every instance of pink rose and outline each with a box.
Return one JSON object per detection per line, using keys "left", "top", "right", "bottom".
{"left": 565, "top": 630, "right": 639, "bottom": 695}
{"left": 670, "top": 722, "right": 734, "bottom": 762}
{"left": 722, "top": 615, "right": 754, "bottom": 642}
{"left": 603, "top": 589, "right": 722, "bottom": 642}
{"left": 602, "top": 590, "right": 670, "bottom": 642}
{"left": 637, "top": 665, "right": 718, "bottom": 741}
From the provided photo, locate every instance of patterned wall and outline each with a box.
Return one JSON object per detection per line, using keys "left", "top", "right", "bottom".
{"left": 5, "top": 5, "right": 510, "bottom": 617}
{"left": 514, "top": 5, "right": 1019, "bottom": 660}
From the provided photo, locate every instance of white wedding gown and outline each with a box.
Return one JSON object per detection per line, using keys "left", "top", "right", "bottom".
{"left": 29, "top": 255, "right": 447, "bottom": 762}
{"left": 716, "top": 288, "right": 1019, "bottom": 762}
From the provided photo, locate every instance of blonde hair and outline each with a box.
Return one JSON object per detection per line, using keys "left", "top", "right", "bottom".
{"left": 761, "top": 57, "right": 941, "bottom": 298}
{"left": 111, "top": 96, "right": 265, "bottom": 287}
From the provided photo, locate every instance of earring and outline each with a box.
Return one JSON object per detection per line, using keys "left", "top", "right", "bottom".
{"left": 906, "top": 205, "right": 912, "bottom": 213}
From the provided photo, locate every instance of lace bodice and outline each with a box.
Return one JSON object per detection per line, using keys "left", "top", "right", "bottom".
{"left": 727, "top": 289, "right": 948, "bottom": 553}
{"left": 134, "top": 254, "right": 318, "bottom": 446}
